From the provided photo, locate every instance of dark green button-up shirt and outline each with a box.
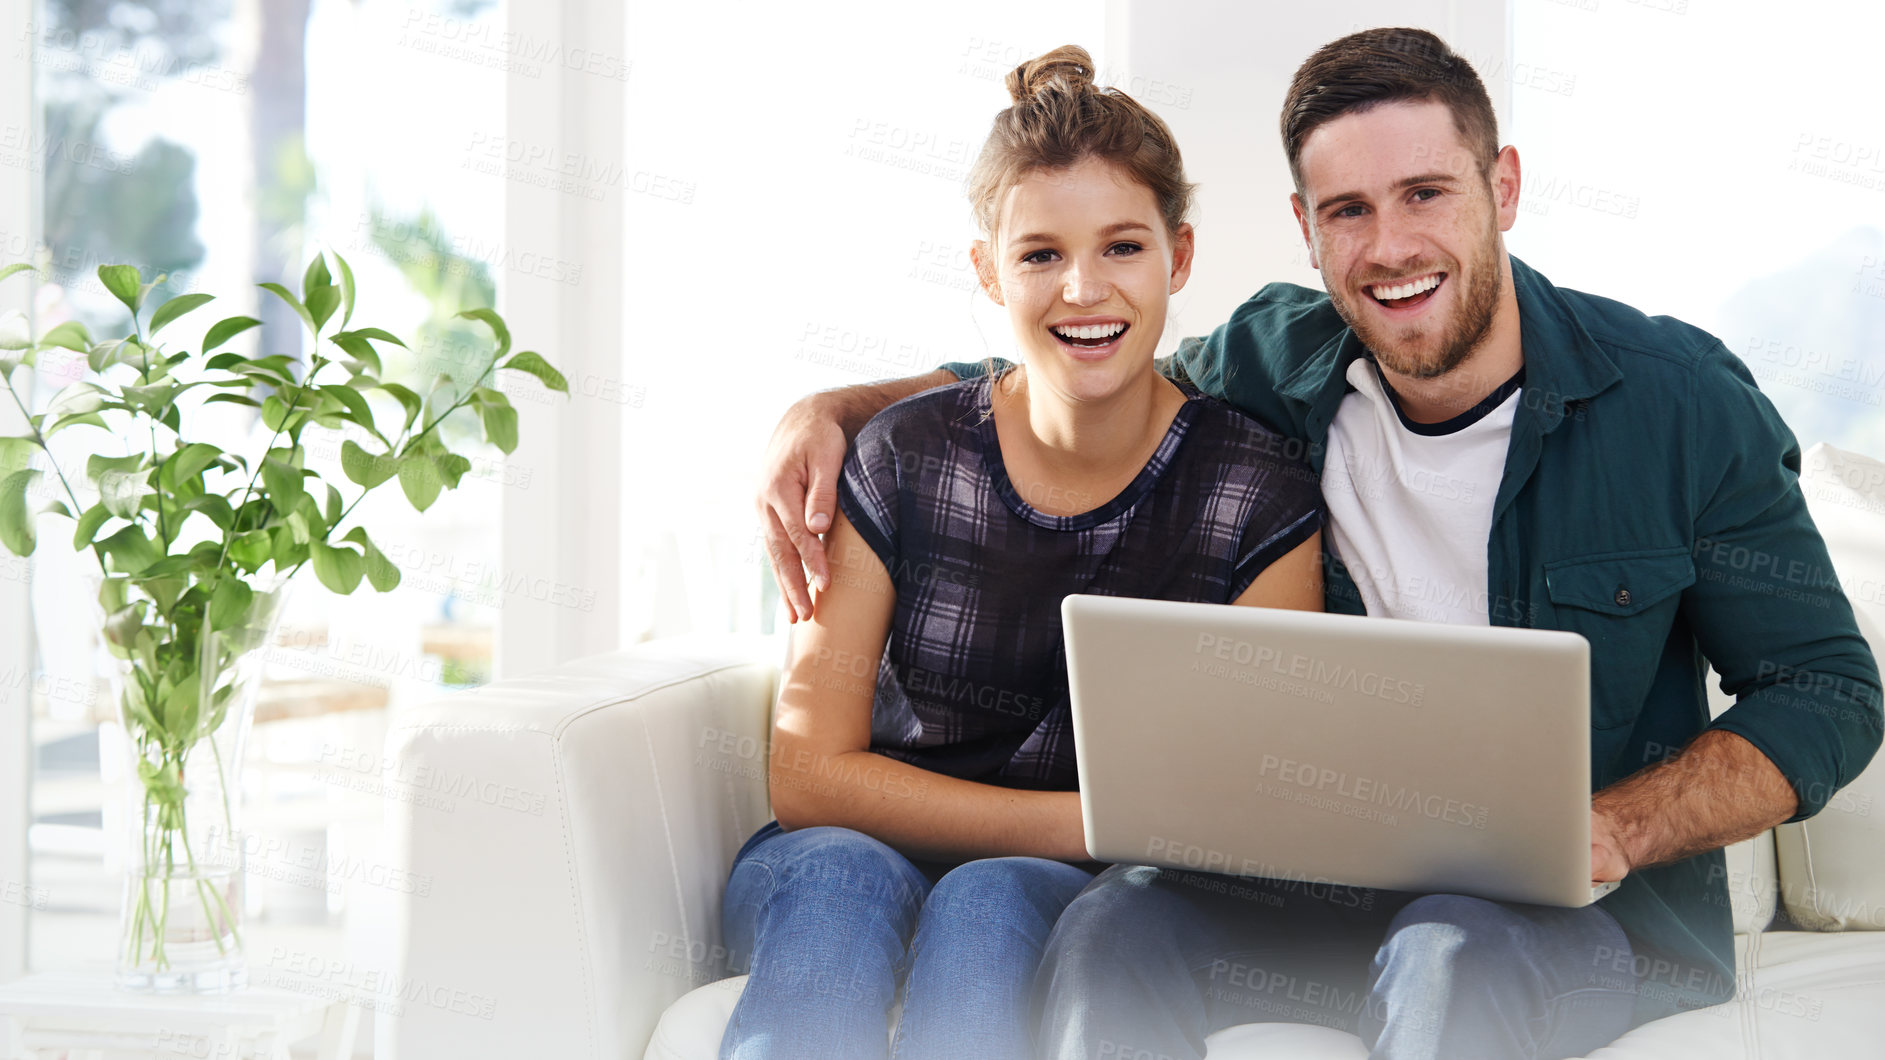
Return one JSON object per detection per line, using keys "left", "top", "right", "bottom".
{"left": 944, "top": 254, "right": 1881, "bottom": 1020}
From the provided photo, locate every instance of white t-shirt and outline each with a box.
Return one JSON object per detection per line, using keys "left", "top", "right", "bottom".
{"left": 1321, "top": 356, "right": 1524, "bottom": 625}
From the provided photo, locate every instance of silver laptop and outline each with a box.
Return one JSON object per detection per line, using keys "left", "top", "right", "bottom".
{"left": 1062, "top": 594, "right": 1619, "bottom": 908}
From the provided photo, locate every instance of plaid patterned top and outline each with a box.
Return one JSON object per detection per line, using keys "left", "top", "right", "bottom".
{"left": 837, "top": 371, "right": 1322, "bottom": 791}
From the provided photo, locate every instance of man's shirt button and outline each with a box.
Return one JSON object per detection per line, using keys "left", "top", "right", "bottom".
{"left": 1615, "top": 587, "right": 1632, "bottom": 607}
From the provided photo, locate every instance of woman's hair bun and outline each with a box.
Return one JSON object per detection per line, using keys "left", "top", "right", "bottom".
{"left": 1004, "top": 45, "right": 1096, "bottom": 104}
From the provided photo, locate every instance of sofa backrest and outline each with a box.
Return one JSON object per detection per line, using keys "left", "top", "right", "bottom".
{"left": 1770, "top": 444, "right": 1885, "bottom": 931}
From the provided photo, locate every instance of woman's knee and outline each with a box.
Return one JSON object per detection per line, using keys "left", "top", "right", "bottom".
{"left": 737, "top": 825, "right": 930, "bottom": 913}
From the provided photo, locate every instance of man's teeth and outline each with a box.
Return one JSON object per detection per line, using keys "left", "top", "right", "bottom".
{"left": 1052, "top": 322, "right": 1126, "bottom": 341}
{"left": 1369, "top": 274, "right": 1442, "bottom": 301}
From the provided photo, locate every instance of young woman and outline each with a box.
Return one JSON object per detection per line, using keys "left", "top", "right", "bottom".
{"left": 720, "top": 46, "right": 1324, "bottom": 1060}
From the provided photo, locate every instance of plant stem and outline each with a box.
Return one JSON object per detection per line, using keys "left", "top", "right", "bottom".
{"left": 0, "top": 369, "right": 85, "bottom": 515}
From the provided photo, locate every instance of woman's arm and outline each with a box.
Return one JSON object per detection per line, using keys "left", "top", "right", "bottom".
{"left": 1231, "top": 531, "right": 1324, "bottom": 611}
{"left": 769, "top": 509, "right": 1087, "bottom": 863}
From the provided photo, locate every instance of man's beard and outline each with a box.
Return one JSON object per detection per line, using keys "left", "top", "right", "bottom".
{"left": 1326, "top": 231, "right": 1504, "bottom": 382}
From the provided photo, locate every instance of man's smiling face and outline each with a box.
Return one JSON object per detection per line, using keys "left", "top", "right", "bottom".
{"left": 1291, "top": 99, "right": 1519, "bottom": 381}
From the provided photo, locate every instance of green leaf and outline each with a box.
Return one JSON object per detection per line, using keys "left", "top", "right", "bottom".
{"left": 209, "top": 577, "right": 254, "bottom": 632}
{"left": 500, "top": 351, "right": 568, "bottom": 394}
{"left": 163, "top": 443, "right": 223, "bottom": 488}
{"left": 0, "top": 436, "right": 31, "bottom": 477}
{"left": 286, "top": 507, "right": 311, "bottom": 545}
{"left": 324, "top": 385, "right": 379, "bottom": 435}
{"left": 204, "top": 393, "right": 261, "bottom": 408}
{"left": 339, "top": 527, "right": 401, "bottom": 592}
{"left": 202, "top": 315, "right": 262, "bottom": 354}
{"left": 261, "top": 456, "right": 304, "bottom": 514}
{"left": 340, "top": 440, "right": 400, "bottom": 488}
{"left": 456, "top": 308, "right": 511, "bottom": 358}
{"left": 0, "top": 263, "right": 34, "bottom": 285}
{"left": 45, "top": 411, "right": 107, "bottom": 438}
{"left": 435, "top": 452, "right": 472, "bottom": 489}
{"left": 38, "top": 320, "right": 91, "bottom": 353}
{"left": 101, "top": 598, "right": 147, "bottom": 650}
{"left": 148, "top": 292, "right": 215, "bottom": 335}
{"left": 0, "top": 469, "right": 41, "bottom": 555}
{"left": 271, "top": 525, "right": 309, "bottom": 571}
{"left": 323, "top": 483, "right": 342, "bottom": 527}
{"left": 347, "top": 326, "right": 407, "bottom": 348}
{"left": 96, "top": 524, "right": 161, "bottom": 575}
{"left": 268, "top": 442, "right": 306, "bottom": 471}
{"left": 44, "top": 382, "right": 107, "bottom": 421}
{"left": 179, "top": 493, "right": 235, "bottom": 532}
{"left": 397, "top": 452, "right": 444, "bottom": 511}
{"left": 120, "top": 676, "right": 162, "bottom": 737}
{"left": 0, "top": 309, "right": 27, "bottom": 352}
{"left": 258, "top": 282, "right": 317, "bottom": 337}
{"left": 140, "top": 574, "right": 188, "bottom": 614}
{"left": 229, "top": 530, "right": 271, "bottom": 571}
{"left": 330, "top": 253, "right": 357, "bottom": 329}
{"left": 310, "top": 540, "right": 365, "bottom": 593}
{"left": 479, "top": 401, "right": 518, "bottom": 454}
{"left": 86, "top": 337, "right": 131, "bottom": 374}
{"left": 98, "top": 265, "right": 142, "bottom": 313}
{"left": 294, "top": 491, "right": 327, "bottom": 542}
{"left": 375, "top": 382, "right": 423, "bottom": 434}
{"left": 121, "top": 382, "right": 188, "bottom": 416}
{"left": 165, "top": 664, "right": 202, "bottom": 743}
{"left": 135, "top": 276, "right": 168, "bottom": 319}
{"left": 261, "top": 393, "right": 291, "bottom": 431}
{"left": 98, "top": 466, "right": 153, "bottom": 520}
{"left": 303, "top": 254, "right": 332, "bottom": 300}
{"left": 71, "top": 502, "right": 112, "bottom": 549}
{"left": 306, "top": 286, "right": 340, "bottom": 332}
{"left": 328, "top": 332, "right": 382, "bottom": 376}
{"left": 87, "top": 452, "right": 144, "bottom": 480}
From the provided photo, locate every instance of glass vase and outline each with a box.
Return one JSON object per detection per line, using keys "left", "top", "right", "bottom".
{"left": 88, "top": 567, "right": 295, "bottom": 993}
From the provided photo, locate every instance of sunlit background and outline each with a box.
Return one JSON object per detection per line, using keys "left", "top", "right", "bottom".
{"left": 3, "top": 0, "right": 1880, "bottom": 1053}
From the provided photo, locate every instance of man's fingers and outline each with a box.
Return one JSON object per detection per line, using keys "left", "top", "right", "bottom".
{"left": 803, "top": 467, "right": 838, "bottom": 588}
{"left": 761, "top": 503, "right": 812, "bottom": 622}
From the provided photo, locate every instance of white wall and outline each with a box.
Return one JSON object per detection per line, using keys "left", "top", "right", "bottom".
{"left": 1108, "top": 0, "right": 1510, "bottom": 338}
{"left": 0, "top": 0, "right": 34, "bottom": 982}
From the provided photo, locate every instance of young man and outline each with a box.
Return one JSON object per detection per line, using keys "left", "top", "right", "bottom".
{"left": 754, "top": 27, "right": 1881, "bottom": 1059}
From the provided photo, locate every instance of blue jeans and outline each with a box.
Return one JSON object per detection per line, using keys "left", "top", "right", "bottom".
{"left": 1036, "top": 864, "right": 1641, "bottom": 1060}
{"left": 720, "top": 821, "right": 1095, "bottom": 1060}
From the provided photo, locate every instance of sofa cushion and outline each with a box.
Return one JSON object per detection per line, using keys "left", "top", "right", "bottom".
{"left": 644, "top": 930, "right": 1885, "bottom": 1058}
{"left": 1774, "top": 444, "right": 1885, "bottom": 930}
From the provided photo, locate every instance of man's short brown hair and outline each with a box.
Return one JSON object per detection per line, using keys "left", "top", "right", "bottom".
{"left": 1281, "top": 28, "right": 1499, "bottom": 194}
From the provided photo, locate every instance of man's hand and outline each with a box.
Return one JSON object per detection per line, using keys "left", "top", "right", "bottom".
{"left": 755, "top": 369, "right": 960, "bottom": 623}
{"left": 1588, "top": 727, "right": 1798, "bottom": 884}
{"left": 1590, "top": 808, "right": 1631, "bottom": 884}
{"left": 757, "top": 396, "right": 847, "bottom": 623}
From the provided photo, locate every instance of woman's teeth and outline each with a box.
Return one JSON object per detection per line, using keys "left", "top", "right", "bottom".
{"left": 1051, "top": 322, "right": 1127, "bottom": 346}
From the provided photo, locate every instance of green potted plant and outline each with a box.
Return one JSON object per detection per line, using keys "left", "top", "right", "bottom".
{"left": 0, "top": 252, "right": 567, "bottom": 992}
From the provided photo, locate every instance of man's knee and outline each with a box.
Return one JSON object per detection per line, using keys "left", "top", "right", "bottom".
{"left": 1044, "top": 865, "right": 1192, "bottom": 962}
{"left": 1382, "top": 893, "right": 1516, "bottom": 969}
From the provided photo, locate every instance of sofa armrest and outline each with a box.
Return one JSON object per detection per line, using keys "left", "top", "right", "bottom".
{"left": 378, "top": 634, "right": 780, "bottom": 1060}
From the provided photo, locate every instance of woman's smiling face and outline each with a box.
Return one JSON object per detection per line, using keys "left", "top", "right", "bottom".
{"left": 977, "top": 156, "right": 1193, "bottom": 402}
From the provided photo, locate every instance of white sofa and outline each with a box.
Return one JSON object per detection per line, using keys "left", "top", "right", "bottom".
{"left": 378, "top": 444, "right": 1885, "bottom": 1059}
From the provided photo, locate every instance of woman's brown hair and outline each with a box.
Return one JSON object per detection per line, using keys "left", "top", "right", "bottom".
{"left": 967, "top": 45, "right": 1195, "bottom": 241}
